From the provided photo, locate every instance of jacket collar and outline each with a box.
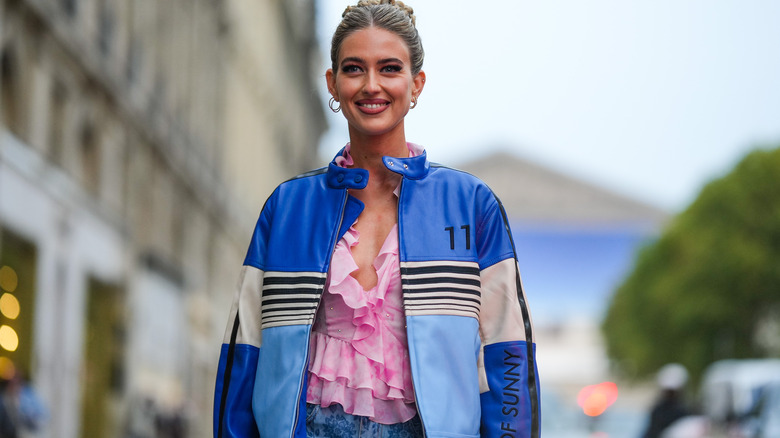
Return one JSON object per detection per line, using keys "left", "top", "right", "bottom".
{"left": 326, "top": 146, "right": 430, "bottom": 189}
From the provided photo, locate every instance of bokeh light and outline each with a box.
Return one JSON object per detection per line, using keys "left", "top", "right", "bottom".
{"left": 0, "top": 293, "right": 20, "bottom": 319}
{"left": 0, "top": 266, "right": 18, "bottom": 293}
{"left": 577, "top": 381, "right": 618, "bottom": 417}
{"left": 0, "top": 325, "right": 19, "bottom": 352}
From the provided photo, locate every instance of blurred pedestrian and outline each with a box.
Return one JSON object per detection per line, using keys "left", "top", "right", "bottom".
{"left": 0, "top": 377, "right": 18, "bottom": 438}
{"left": 641, "top": 363, "right": 691, "bottom": 438}
{"left": 156, "top": 406, "right": 185, "bottom": 438}
{"left": 125, "top": 395, "right": 156, "bottom": 438}
{"left": 0, "top": 371, "right": 47, "bottom": 438}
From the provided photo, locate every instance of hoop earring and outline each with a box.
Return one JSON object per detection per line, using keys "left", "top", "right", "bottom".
{"left": 410, "top": 96, "right": 418, "bottom": 109}
{"left": 329, "top": 97, "right": 341, "bottom": 113}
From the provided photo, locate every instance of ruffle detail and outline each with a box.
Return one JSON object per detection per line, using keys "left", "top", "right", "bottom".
{"left": 334, "top": 145, "right": 354, "bottom": 167}
{"left": 307, "top": 224, "right": 416, "bottom": 424}
{"left": 306, "top": 332, "right": 416, "bottom": 423}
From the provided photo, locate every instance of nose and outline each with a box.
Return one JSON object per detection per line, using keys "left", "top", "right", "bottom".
{"left": 363, "top": 71, "right": 381, "bottom": 94}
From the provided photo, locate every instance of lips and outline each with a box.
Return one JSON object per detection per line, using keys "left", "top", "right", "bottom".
{"left": 356, "top": 99, "right": 390, "bottom": 114}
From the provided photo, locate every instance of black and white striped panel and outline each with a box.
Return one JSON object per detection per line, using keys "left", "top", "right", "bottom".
{"left": 261, "top": 271, "right": 326, "bottom": 329}
{"left": 400, "top": 261, "right": 482, "bottom": 318}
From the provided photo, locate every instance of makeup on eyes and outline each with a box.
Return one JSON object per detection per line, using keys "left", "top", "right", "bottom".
{"left": 339, "top": 57, "right": 405, "bottom": 74}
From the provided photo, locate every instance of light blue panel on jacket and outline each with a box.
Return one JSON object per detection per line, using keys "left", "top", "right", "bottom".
{"left": 406, "top": 314, "right": 482, "bottom": 437}
{"left": 252, "top": 324, "right": 310, "bottom": 437}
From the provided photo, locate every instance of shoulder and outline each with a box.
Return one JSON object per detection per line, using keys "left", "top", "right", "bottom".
{"left": 271, "top": 166, "right": 329, "bottom": 195}
{"left": 428, "top": 162, "right": 500, "bottom": 204}
{"left": 287, "top": 166, "right": 329, "bottom": 181}
{"left": 409, "top": 162, "right": 507, "bottom": 228}
{"left": 254, "top": 166, "right": 329, "bottom": 216}
{"left": 430, "top": 162, "right": 490, "bottom": 185}
{"left": 282, "top": 166, "right": 329, "bottom": 186}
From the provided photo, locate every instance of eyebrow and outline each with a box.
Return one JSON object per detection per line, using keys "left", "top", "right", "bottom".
{"left": 340, "top": 57, "right": 405, "bottom": 66}
{"left": 378, "top": 57, "right": 405, "bottom": 65}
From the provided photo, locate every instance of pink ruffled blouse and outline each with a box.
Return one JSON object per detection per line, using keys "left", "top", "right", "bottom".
{"left": 306, "top": 143, "right": 422, "bottom": 424}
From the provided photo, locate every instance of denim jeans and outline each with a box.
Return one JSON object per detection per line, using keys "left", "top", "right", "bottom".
{"left": 305, "top": 403, "right": 423, "bottom": 438}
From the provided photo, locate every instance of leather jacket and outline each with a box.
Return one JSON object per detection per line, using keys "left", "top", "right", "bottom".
{"left": 214, "top": 148, "right": 541, "bottom": 437}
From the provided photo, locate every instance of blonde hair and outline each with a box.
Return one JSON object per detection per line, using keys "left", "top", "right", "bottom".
{"left": 331, "top": 0, "right": 424, "bottom": 75}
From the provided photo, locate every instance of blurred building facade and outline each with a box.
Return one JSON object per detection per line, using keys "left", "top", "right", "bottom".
{"left": 0, "top": 0, "right": 324, "bottom": 437}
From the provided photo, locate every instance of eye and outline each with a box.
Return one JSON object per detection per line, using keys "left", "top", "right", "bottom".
{"left": 341, "top": 64, "right": 363, "bottom": 74}
{"left": 381, "top": 64, "right": 403, "bottom": 73}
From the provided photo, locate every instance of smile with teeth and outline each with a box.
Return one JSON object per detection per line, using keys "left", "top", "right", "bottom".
{"left": 358, "top": 102, "right": 389, "bottom": 109}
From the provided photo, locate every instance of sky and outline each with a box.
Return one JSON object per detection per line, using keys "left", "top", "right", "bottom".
{"left": 314, "top": 0, "right": 780, "bottom": 212}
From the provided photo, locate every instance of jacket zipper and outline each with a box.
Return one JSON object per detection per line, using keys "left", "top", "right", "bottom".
{"left": 290, "top": 189, "right": 350, "bottom": 437}
{"left": 398, "top": 178, "right": 428, "bottom": 438}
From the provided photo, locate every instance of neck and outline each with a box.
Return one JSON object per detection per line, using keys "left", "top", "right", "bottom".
{"left": 347, "top": 127, "right": 409, "bottom": 173}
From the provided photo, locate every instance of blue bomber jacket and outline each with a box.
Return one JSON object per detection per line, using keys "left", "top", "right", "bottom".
{"left": 214, "top": 149, "right": 541, "bottom": 438}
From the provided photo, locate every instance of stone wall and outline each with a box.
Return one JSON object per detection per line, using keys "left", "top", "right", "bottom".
{"left": 0, "top": 1, "right": 324, "bottom": 436}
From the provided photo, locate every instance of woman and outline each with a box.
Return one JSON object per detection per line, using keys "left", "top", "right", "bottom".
{"left": 213, "top": 1, "right": 540, "bottom": 437}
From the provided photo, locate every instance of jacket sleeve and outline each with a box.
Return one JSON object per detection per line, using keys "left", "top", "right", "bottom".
{"left": 213, "top": 197, "right": 275, "bottom": 438}
{"left": 477, "top": 198, "right": 541, "bottom": 438}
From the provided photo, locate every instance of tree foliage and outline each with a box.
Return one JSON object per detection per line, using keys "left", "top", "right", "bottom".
{"left": 602, "top": 146, "right": 780, "bottom": 384}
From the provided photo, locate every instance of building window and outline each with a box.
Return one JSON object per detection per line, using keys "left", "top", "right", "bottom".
{"left": 125, "top": 38, "right": 140, "bottom": 85}
{"left": 49, "top": 80, "right": 67, "bottom": 165}
{"left": 97, "top": 1, "right": 114, "bottom": 57}
{"left": 79, "top": 278, "right": 126, "bottom": 438}
{"left": 80, "top": 123, "right": 101, "bottom": 194}
{"left": 61, "top": 0, "right": 78, "bottom": 18}
{"left": 1, "top": 48, "right": 22, "bottom": 138}
{"left": 151, "top": 76, "right": 166, "bottom": 116}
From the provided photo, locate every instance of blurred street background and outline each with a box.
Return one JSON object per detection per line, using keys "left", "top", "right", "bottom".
{"left": 1, "top": 1, "right": 779, "bottom": 437}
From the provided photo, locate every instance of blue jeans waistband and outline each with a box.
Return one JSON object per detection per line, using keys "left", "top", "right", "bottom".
{"left": 305, "top": 403, "right": 423, "bottom": 438}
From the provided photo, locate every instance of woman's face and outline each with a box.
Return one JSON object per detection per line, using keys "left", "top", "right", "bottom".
{"left": 327, "top": 26, "right": 425, "bottom": 141}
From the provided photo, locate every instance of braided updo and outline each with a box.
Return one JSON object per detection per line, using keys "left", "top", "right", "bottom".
{"left": 331, "top": 0, "right": 424, "bottom": 76}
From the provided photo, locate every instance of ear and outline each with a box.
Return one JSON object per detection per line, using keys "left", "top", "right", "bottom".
{"left": 326, "top": 69, "right": 338, "bottom": 101}
{"left": 412, "top": 70, "right": 426, "bottom": 99}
